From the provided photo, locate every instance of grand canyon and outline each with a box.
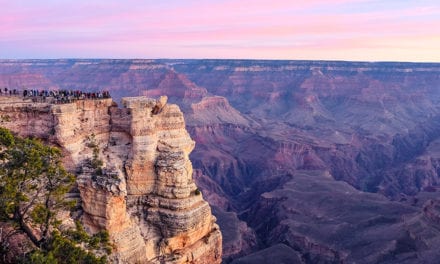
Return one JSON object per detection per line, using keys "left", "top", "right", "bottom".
{"left": 1, "top": 59, "right": 440, "bottom": 263}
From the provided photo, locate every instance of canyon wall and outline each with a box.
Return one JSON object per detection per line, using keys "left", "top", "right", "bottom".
{"left": 0, "top": 95, "right": 221, "bottom": 263}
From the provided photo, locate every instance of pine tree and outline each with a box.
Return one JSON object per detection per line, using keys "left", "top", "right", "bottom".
{"left": 0, "top": 127, "right": 110, "bottom": 263}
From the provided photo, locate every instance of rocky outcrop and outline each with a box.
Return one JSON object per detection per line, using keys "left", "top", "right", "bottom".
{"left": 0, "top": 96, "right": 222, "bottom": 263}
{"left": 242, "top": 170, "right": 440, "bottom": 263}
{"left": 211, "top": 207, "right": 257, "bottom": 261}
{"left": 187, "top": 96, "right": 251, "bottom": 126}
{"left": 423, "top": 200, "right": 440, "bottom": 225}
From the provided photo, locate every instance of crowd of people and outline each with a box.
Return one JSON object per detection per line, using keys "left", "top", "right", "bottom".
{"left": 0, "top": 88, "right": 20, "bottom": 96}
{"left": 0, "top": 87, "right": 111, "bottom": 104}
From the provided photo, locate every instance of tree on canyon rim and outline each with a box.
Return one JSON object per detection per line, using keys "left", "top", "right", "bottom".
{"left": 0, "top": 127, "right": 110, "bottom": 263}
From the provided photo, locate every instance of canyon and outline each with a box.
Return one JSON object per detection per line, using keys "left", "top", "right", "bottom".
{"left": 1, "top": 59, "right": 440, "bottom": 263}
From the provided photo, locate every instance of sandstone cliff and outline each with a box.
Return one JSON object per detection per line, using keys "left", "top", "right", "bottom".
{"left": 0, "top": 95, "right": 222, "bottom": 263}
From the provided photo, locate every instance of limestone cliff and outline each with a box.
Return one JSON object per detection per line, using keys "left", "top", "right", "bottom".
{"left": 0, "top": 96, "right": 222, "bottom": 263}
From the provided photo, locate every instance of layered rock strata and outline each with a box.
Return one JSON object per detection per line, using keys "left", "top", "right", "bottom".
{"left": 0, "top": 96, "right": 222, "bottom": 263}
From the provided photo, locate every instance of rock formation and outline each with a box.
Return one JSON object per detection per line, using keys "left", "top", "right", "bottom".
{"left": 0, "top": 95, "right": 222, "bottom": 263}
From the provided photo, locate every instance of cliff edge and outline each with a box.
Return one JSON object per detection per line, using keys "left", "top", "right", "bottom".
{"left": 0, "top": 95, "right": 222, "bottom": 263}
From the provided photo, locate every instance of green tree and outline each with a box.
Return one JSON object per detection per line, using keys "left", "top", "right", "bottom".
{"left": 0, "top": 127, "right": 110, "bottom": 263}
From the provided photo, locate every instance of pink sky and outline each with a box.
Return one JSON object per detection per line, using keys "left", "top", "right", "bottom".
{"left": 1, "top": 0, "right": 439, "bottom": 62}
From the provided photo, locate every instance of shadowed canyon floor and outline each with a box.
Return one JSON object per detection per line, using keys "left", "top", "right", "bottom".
{"left": 1, "top": 59, "right": 440, "bottom": 263}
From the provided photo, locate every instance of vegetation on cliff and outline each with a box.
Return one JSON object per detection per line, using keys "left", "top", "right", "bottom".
{"left": 0, "top": 127, "right": 110, "bottom": 263}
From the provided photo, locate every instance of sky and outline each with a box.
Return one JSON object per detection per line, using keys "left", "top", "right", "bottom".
{"left": 1, "top": 0, "right": 439, "bottom": 62}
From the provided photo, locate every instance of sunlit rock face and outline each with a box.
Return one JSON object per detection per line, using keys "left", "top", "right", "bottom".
{"left": 0, "top": 96, "right": 222, "bottom": 264}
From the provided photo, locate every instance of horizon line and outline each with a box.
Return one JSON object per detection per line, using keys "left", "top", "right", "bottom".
{"left": 0, "top": 57, "right": 439, "bottom": 64}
